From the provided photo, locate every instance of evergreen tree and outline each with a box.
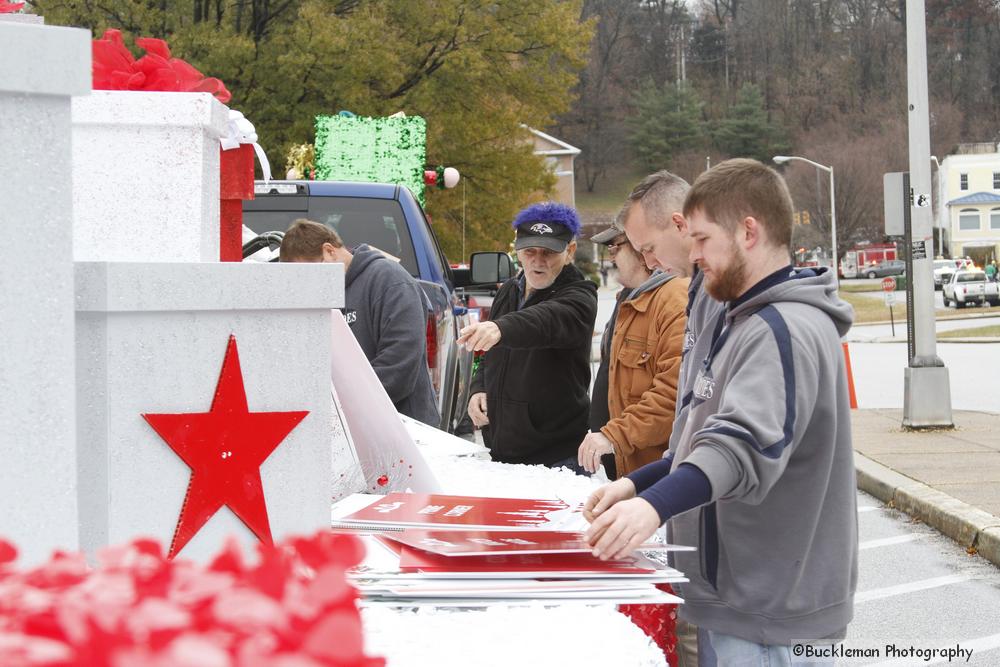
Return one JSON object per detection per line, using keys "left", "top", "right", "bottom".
{"left": 628, "top": 83, "right": 705, "bottom": 170}
{"left": 712, "top": 84, "right": 790, "bottom": 163}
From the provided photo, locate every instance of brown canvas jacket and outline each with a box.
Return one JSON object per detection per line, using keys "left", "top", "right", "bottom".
{"left": 600, "top": 276, "right": 688, "bottom": 476}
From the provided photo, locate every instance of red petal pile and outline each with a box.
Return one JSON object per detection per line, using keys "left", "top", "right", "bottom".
{"left": 92, "top": 29, "right": 232, "bottom": 104}
{"left": 0, "top": 532, "right": 384, "bottom": 667}
{"left": 618, "top": 583, "right": 679, "bottom": 667}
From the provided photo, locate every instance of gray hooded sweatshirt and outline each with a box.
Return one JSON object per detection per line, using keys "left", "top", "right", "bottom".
{"left": 668, "top": 268, "right": 725, "bottom": 455}
{"left": 344, "top": 244, "right": 440, "bottom": 425}
{"left": 668, "top": 266, "right": 858, "bottom": 644}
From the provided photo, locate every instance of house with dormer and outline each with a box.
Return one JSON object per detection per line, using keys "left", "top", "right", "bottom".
{"left": 939, "top": 142, "right": 1000, "bottom": 267}
{"left": 527, "top": 126, "right": 581, "bottom": 208}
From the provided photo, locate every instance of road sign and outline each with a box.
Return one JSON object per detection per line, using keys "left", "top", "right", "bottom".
{"left": 884, "top": 291, "right": 896, "bottom": 306}
{"left": 882, "top": 277, "right": 896, "bottom": 291}
{"left": 884, "top": 172, "right": 906, "bottom": 236}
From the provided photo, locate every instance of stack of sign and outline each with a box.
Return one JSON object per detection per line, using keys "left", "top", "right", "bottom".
{"left": 332, "top": 492, "right": 690, "bottom": 607}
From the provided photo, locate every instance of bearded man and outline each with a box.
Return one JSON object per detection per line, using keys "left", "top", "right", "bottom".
{"left": 585, "top": 159, "right": 858, "bottom": 665}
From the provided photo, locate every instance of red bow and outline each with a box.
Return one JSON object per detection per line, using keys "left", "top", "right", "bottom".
{"left": 92, "top": 29, "right": 232, "bottom": 104}
{"left": 0, "top": 2, "right": 25, "bottom": 13}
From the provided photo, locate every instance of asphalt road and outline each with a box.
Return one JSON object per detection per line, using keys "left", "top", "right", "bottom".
{"left": 846, "top": 490, "right": 1000, "bottom": 665}
{"left": 593, "top": 275, "right": 1000, "bottom": 664}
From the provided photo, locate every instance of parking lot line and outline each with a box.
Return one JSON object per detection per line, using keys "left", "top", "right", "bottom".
{"left": 855, "top": 574, "right": 973, "bottom": 603}
{"left": 859, "top": 534, "right": 927, "bottom": 550}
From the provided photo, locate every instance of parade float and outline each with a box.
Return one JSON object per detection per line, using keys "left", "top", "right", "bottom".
{"left": 0, "top": 18, "right": 681, "bottom": 666}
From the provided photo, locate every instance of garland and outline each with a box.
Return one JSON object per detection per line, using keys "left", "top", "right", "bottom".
{"left": 0, "top": 531, "right": 384, "bottom": 666}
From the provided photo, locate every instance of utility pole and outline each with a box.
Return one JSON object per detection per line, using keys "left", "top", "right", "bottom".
{"left": 903, "top": 0, "right": 953, "bottom": 428}
{"left": 675, "top": 31, "right": 680, "bottom": 89}
{"left": 680, "top": 23, "right": 686, "bottom": 85}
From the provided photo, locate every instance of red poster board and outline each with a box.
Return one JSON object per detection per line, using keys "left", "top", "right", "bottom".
{"left": 398, "top": 544, "right": 658, "bottom": 575}
{"left": 336, "top": 493, "right": 574, "bottom": 530}
{"left": 384, "top": 529, "right": 684, "bottom": 557}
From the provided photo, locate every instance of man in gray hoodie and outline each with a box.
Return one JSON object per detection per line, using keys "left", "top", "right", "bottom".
{"left": 585, "top": 159, "right": 857, "bottom": 664}
{"left": 619, "top": 169, "right": 724, "bottom": 667}
{"left": 281, "top": 219, "right": 439, "bottom": 425}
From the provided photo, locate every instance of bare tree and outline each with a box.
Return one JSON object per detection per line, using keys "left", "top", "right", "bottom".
{"left": 558, "top": 0, "right": 642, "bottom": 192}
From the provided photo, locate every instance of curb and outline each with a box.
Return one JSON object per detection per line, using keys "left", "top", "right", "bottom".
{"left": 848, "top": 336, "right": 1000, "bottom": 344}
{"left": 855, "top": 453, "right": 1000, "bottom": 567}
{"left": 852, "top": 312, "right": 999, "bottom": 327}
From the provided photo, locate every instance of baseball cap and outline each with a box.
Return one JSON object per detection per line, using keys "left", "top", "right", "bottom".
{"left": 511, "top": 201, "right": 581, "bottom": 253}
{"left": 514, "top": 221, "right": 575, "bottom": 252}
{"left": 591, "top": 223, "right": 623, "bottom": 244}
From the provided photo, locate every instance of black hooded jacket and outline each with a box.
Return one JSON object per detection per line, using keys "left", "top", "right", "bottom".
{"left": 469, "top": 263, "right": 598, "bottom": 465}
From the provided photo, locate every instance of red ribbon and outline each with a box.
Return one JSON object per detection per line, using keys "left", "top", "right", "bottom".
{"left": 92, "top": 29, "right": 232, "bottom": 104}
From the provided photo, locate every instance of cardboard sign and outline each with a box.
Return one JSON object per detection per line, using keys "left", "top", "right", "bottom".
{"left": 396, "top": 544, "right": 664, "bottom": 575}
{"left": 335, "top": 492, "right": 574, "bottom": 530}
{"left": 384, "top": 528, "right": 691, "bottom": 557}
{"left": 329, "top": 312, "right": 440, "bottom": 495}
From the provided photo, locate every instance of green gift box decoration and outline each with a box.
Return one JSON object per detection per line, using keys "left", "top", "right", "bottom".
{"left": 314, "top": 114, "right": 428, "bottom": 206}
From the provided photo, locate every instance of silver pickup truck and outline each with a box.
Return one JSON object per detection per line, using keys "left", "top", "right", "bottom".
{"left": 942, "top": 270, "right": 1000, "bottom": 308}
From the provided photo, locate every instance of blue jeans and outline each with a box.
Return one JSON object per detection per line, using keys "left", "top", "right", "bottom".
{"left": 547, "top": 455, "right": 592, "bottom": 477}
{"left": 698, "top": 629, "right": 833, "bottom": 667}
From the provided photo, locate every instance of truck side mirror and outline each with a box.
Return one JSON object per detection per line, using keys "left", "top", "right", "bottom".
{"left": 470, "top": 252, "right": 514, "bottom": 284}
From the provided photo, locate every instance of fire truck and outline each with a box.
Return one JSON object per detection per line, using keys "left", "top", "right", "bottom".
{"left": 839, "top": 243, "right": 897, "bottom": 279}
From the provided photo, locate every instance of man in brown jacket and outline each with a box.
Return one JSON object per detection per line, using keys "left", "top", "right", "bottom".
{"left": 578, "top": 214, "right": 689, "bottom": 477}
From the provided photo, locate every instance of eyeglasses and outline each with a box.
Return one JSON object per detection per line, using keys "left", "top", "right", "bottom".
{"left": 607, "top": 240, "right": 629, "bottom": 256}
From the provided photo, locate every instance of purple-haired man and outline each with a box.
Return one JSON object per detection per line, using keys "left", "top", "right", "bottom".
{"left": 459, "top": 202, "right": 598, "bottom": 474}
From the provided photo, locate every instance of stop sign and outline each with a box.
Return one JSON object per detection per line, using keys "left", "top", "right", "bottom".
{"left": 882, "top": 277, "right": 896, "bottom": 291}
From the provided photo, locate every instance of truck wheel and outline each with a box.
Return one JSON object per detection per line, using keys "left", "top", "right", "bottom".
{"left": 867, "top": 271, "right": 877, "bottom": 279}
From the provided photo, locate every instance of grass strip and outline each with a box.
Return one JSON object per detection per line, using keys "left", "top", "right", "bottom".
{"left": 938, "top": 325, "right": 1000, "bottom": 339}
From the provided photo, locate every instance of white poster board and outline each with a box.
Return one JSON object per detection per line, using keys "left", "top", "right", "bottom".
{"left": 329, "top": 311, "right": 441, "bottom": 495}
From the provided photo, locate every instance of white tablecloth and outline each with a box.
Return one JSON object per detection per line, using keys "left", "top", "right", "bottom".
{"left": 353, "top": 421, "right": 667, "bottom": 667}
{"left": 362, "top": 604, "right": 667, "bottom": 667}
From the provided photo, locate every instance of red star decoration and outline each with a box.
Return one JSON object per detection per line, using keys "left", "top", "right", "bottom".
{"left": 143, "top": 335, "right": 308, "bottom": 559}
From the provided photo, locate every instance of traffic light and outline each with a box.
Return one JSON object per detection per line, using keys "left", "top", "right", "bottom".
{"left": 802, "top": 210, "right": 811, "bottom": 225}
{"left": 793, "top": 212, "right": 801, "bottom": 226}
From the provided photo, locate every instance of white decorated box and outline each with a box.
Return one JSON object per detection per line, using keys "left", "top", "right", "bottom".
{"left": 71, "top": 91, "right": 228, "bottom": 263}
{"left": 75, "top": 261, "right": 345, "bottom": 560}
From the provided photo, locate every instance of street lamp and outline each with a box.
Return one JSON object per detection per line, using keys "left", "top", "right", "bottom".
{"left": 773, "top": 155, "right": 837, "bottom": 287}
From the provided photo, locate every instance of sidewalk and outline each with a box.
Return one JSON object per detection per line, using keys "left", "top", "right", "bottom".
{"left": 852, "top": 409, "right": 1000, "bottom": 567}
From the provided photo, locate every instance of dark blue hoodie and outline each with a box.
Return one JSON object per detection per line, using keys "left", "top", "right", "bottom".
{"left": 343, "top": 244, "right": 440, "bottom": 425}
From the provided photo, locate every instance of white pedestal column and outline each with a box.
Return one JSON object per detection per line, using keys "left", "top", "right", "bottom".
{"left": 0, "top": 22, "right": 91, "bottom": 563}
{"left": 75, "top": 261, "right": 344, "bottom": 561}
